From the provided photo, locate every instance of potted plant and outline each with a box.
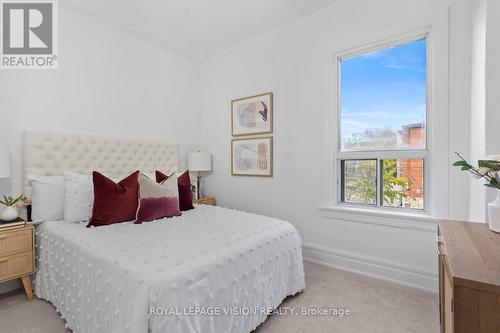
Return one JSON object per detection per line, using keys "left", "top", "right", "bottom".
{"left": 453, "top": 152, "right": 500, "bottom": 233}
{"left": 0, "top": 194, "right": 25, "bottom": 221}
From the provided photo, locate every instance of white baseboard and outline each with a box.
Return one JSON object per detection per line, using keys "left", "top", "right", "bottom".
{"left": 303, "top": 243, "right": 438, "bottom": 293}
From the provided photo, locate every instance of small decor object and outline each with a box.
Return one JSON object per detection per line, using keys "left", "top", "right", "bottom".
{"left": 188, "top": 152, "right": 212, "bottom": 200}
{"left": 453, "top": 152, "right": 500, "bottom": 233}
{"left": 0, "top": 194, "right": 24, "bottom": 221}
{"left": 232, "top": 137, "right": 273, "bottom": 177}
{"left": 0, "top": 218, "right": 25, "bottom": 229}
{"left": 232, "top": 92, "right": 273, "bottom": 136}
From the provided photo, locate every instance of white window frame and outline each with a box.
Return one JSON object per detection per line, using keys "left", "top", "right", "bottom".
{"left": 333, "top": 31, "right": 432, "bottom": 214}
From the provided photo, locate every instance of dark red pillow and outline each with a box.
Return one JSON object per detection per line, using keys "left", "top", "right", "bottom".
{"left": 156, "top": 170, "right": 194, "bottom": 211}
{"left": 87, "top": 171, "right": 140, "bottom": 227}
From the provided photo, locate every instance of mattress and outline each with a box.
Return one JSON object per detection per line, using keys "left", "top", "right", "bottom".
{"left": 34, "top": 205, "right": 305, "bottom": 333}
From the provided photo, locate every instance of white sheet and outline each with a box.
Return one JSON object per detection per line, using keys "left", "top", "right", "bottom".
{"left": 34, "top": 205, "right": 305, "bottom": 333}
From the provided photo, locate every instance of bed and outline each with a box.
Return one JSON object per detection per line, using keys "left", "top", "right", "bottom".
{"left": 24, "top": 130, "right": 305, "bottom": 333}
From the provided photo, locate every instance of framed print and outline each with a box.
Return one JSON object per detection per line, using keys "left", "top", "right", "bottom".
{"left": 232, "top": 137, "right": 273, "bottom": 177}
{"left": 231, "top": 92, "right": 273, "bottom": 136}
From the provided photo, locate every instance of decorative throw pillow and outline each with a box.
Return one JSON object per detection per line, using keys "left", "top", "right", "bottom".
{"left": 136, "top": 173, "right": 181, "bottom": 223}
{"left": 87, "top": 171, "right": 139, "bottom": 227}
{"left": 27, "top": 175, "right": 65, "bottom": 222}
{"left": 64, "top": 172, "right": 93, "bottom": 223}
{"left": 156, "top": 170, "right": 194, "bottom": 211}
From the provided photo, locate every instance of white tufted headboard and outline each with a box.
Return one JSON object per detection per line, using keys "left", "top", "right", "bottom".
{"left": 23, "top": 130, "right": 179, "bottom": 196}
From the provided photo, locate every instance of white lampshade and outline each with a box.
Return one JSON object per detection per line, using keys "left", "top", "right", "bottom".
{"left": 0, "top": 142, "right": 11, "bottom": 179}
{"left": 188, "top": 152, "right": 212, "bottom": 172}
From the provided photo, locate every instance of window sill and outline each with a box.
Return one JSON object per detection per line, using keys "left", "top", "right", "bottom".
{"left": 319, "top": 205, "right": 437, "bottom": 232}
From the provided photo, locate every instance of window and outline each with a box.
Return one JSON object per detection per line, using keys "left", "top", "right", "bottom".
{"left": 336, "top": 36, "right": 428, "bottom": 210}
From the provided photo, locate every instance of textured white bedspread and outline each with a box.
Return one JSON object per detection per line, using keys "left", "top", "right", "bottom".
{"left": 34, "top": 205, "right": 305, "bottom": 333}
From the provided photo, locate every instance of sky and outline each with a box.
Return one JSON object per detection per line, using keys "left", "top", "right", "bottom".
{"left": 340, "top": 38, "right": 427, "bottom": 149}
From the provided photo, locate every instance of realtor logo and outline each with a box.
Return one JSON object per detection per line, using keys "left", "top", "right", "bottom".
{"left": 1, "top": 0, "right": 57, "bottom": 69}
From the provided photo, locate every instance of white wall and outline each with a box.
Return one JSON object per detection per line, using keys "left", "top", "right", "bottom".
{"left": 468, "top": 0, "right": 487, "bottom": 222}
{"left": 484, "top": 0, "right": 500, "bottom": 207}
{"left": 0, "top": 1, "right": 202, "bottom": 197}
{"left": 469, "top": 0, "right": 500, "bottom": 217}
{"left": 449, "top": 0, "right": 473, "bottom": 219}
{"left": 485, "top": 0, "right": 500, "bottom": 155}
{"left": 200, "top": 0, "right": 473, "bottom": 291}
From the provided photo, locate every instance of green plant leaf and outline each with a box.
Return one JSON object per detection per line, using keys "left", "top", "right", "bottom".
{"left": 461, "top": 165, "right": 473, "bottom": 171}
{"left": 453, "top": 160, "right": 467, "bottom": 166}
{"left": 13, "top": 194, "right": 23, "bottom": 204}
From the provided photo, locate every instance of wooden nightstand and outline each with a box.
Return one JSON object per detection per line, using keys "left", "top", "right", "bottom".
{"left": 0, "top": 221, "right": 35, "bottom": 300}
{"left": 193, "top": 197, "right": 216, "bottom": 206}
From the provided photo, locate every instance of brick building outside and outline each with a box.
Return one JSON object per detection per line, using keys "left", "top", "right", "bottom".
{"left": 398, "top": 123, "right": 425, "bottom": 209}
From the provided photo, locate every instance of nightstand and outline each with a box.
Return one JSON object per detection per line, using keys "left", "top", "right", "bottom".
{"left": 0, "top": 221, "right": 35, "bottom": 300}
{"left": 193, "top": 197, "right": 216, "bottom": 206}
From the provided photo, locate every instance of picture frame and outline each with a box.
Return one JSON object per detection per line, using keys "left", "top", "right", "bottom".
{"left": 231, "top": 136, "right": 273, "bottom": 177}
{"left": 231, "top": 92, "right": 273, "bottom": 136}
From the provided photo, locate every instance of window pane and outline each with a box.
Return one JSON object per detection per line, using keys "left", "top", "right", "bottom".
{"left": 382, "top": 159, "right": 424, "bottom": 209}
{"left": 340, "top": 38, "right": 427, "bottom": 151}
{"left": 342, "top": 160, "right": 377, "bottom": 205}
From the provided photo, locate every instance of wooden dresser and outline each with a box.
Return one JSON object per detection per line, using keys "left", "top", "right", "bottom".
{"left": 437, "top": 220, "right": 500, "bottom": 333}
{"left": 0, "top": 223, "right": 35, "bottom": 300}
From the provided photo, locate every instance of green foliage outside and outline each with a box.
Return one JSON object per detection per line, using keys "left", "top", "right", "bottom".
{"left": 343, "top": 127, "right": 398, "bottom": 151}
{"left": 344, "top": 159, "right": 414, "bottom": 206}
{"left": 382, "top": 160, "right": 413, "bottom": 205}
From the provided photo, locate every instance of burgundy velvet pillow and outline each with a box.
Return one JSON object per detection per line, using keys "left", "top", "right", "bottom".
{"left": 156, "top": 170, "right": 194, "bottom": 211}
{"left": 87, "top": 171, "right": 139, "bottom": 227}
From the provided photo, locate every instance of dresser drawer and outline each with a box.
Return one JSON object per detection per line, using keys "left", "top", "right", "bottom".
{"left": 0, "top": 251, "right": 34, "bottom": 281}
{"left": 0, "top": 227, "right": 33, "bottom": 257}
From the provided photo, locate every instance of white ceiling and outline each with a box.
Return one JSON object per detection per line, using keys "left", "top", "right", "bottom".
{"left": 75, "top": 0, "right": 341, "bottom": 61}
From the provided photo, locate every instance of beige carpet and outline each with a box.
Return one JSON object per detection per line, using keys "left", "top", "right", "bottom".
{"left": 0, "top": 261, "right": 438, "bottom": 333}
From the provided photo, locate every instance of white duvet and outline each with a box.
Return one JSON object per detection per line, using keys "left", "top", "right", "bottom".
{"left": 34, "top": 205, "right": 305, "bottom": 333}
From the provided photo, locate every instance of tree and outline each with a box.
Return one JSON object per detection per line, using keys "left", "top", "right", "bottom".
{"left": 343, "top": 126, "right": 415, "bottom": 206}
{"left": 344, "top": 159, "right": 413, "bottom": 206}
{"left": 382, "top": 159, "right": 413, "bottom": 206}
{"left": 344, "top": 160, "right": 377, "bottom": 204}
{"left": 343, "top": 127, "right": 398, "bottom": 150}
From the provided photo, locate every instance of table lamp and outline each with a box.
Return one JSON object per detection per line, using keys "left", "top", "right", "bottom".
{"left": 188, "top": 152, "right": 212, "bottom": 199}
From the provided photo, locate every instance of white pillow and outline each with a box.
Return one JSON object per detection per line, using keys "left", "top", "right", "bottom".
{"left": 64, "top": 172, "right": 93, "bottom": 223}
{"left": 142, "top": 172, "right": 156, "bottom": 180}
{"left": 27, "top": 175, "right": 65, "bottom": 222}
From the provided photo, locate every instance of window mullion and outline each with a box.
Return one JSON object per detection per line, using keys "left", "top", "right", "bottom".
{"left": 377, "top": 158, "right": 382, "bottom": 208}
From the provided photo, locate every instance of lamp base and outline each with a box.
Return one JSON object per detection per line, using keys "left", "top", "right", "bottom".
{"left": 196, "top": 175, "right": 201, "bottom": 200}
